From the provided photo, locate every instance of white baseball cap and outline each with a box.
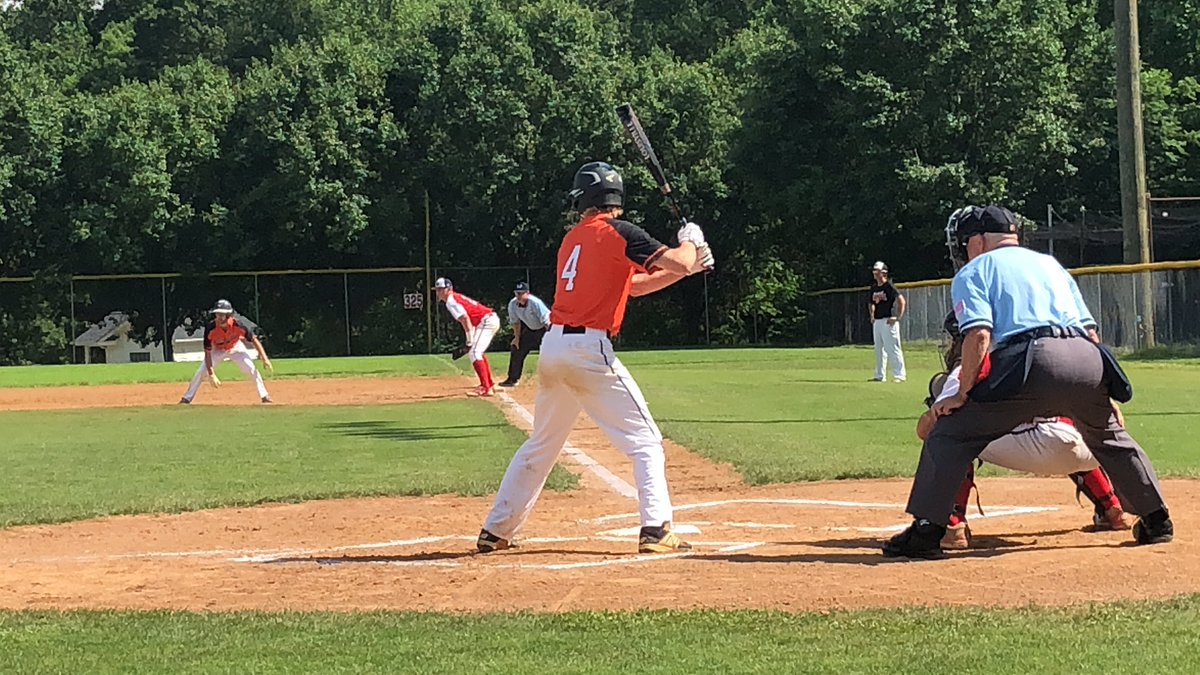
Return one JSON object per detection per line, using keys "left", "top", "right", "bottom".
{"left": 433, "top": 277, "right": 452, "bottom": 289}
{"left": 872, "top": 261, "right": 888, "bottom": 272}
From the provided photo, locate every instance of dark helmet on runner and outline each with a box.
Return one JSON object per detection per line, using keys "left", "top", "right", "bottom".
{"left": 568, "top": 161, "right": 624, "bottom": 210}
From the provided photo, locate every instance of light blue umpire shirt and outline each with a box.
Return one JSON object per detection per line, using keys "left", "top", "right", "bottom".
{"left": 951, "top": 245, "right": 1096, "bottom": 345}
{"left": 507, "top": 293, "right": 551, "bottom": 330}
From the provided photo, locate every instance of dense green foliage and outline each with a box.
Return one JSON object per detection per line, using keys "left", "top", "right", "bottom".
{"left": 1, "top": 0, "right": 1199, "bottom": 361}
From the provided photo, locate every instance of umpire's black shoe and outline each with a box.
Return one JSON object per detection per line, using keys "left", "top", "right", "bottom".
{"left": 1133, "top": 509, "right": 1174, "bottom": 545}
{"left": 497, "top": 380, "right": 517, "bottom": 388}
{"left": 882, "top": 519, "right": 947, "bottom": 559}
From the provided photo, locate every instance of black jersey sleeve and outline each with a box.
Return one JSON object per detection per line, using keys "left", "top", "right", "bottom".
{"left": 608, "top": 219, "right": 668, "bottom": 270}
{"left": 202, "top": 323, "right": 214, "bottom": 350}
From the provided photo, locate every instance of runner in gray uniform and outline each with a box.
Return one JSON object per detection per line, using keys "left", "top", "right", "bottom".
{"left": 884, "top": 205, "right": 1173, "bottom": 559}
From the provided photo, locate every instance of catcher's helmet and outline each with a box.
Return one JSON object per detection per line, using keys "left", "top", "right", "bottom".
{"left": 568, "top": 161, "right": 624, "bottom": 210}
{"left": 945, "top": 204, "right": 1019, "bottom": 269}
{"left": 210, "top": 299, "right": 234, "bottom": 314}
{"left": 940, "top": 309, "right": 964, "bottom": 370}
{"left": 943, "top": 310, "right": 960, "bottom": 338}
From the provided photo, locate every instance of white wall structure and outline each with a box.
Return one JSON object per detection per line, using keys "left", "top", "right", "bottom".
{"left": 73, "top": 312, "right": 165, "bottom": 364}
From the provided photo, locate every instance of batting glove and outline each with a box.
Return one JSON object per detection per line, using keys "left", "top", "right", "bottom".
{"left": 677, "top": 221, "right": 707, "bottom": 247}
{"left": 694, "top": 243, "right": 715, "bottom": 272}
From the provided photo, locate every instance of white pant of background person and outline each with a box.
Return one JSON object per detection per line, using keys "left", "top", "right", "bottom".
{"left": 872, "top": 318, "right": 906, "bottom": 381}
{"left": 979, "top": 420, "right": 1099, "bottom": 476}
{"left": 483, "top": 326, "right": 673, "bottom": 539}
{"left": 468, "top": 313, "right": 501, "bottom": 362}
{"left": 182, "top": 344, "right": 270, "bottom": 401}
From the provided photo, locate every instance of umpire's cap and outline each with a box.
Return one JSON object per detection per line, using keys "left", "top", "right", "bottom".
{"left": 950, "top": 205, "right": 1019, "bottom": 238}
{"left": 514, "top": 281, "right": 530, "bottom": 292}
{"left": 946, "top": 204, "right": 1019, "bottom": 268}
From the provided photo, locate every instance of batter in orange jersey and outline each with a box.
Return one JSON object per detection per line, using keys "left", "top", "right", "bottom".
{"left": 478, "top": 161, "right": 715, "bottom": 555}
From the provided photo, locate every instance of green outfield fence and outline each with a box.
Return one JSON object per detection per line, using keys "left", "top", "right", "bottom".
{"left": 0, "top": 265, "right": 716, "bottom": 364}
{"left": 798, "top": 260, "right": 1200, "bottom": 349}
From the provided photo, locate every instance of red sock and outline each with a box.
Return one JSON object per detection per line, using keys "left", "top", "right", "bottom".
{"left": 949, "top": 467, "right": 975, "bottom": 526}
{"left": 1072, "top": 468, "right": 1121, "bottom": 511}
{"left": 472, "top": 360, "right": 488, "bottom": 388}
{"left": 480, "top": 355, "right": 494, "bottom": 389}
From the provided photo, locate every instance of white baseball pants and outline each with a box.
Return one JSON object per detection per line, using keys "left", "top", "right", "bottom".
{"left": 872, "top": 318, "right": 906, "bottom": 380}
{"left": 469, "top": 313, "right": 501, "bottom": 362}
{"left": 980, "top": 420, "right": 1099, "bottom": 476}
{"left": 182, "top": 345, "right": 269, "bottom": 402}
{"left": 483, "top": 326, "right": 674, "bottom": 539}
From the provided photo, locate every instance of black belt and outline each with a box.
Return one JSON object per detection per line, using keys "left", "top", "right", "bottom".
{"left": 1005, "top": 325, "right": 1089, "bottom": 344}
{"left": 562, "top": 325, "right": 610, "bottom": 338}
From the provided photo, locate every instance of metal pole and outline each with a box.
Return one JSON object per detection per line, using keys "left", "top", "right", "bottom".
{"left": 161, "top": 277, "right": 170, "bottom": 361}
{"left": 702, "top": 275, "right": 711, "bottom": 344}
{"left": 254, "top": 274, "right": 261, "bottom": 324}
{"left": 1047, "top": 204, "right": 1055, "bottom": 257}
{"left": 425, "top": 190, "right": 433, "bottom": 354}
{"left": 69, "top": 278, "right": 76, "bottom": 364}
{"left": 1079, "top": 206, "right": 1087, "bottom": 264}
{"left": 343, "top": 272, "right": 351, "bottom": 356}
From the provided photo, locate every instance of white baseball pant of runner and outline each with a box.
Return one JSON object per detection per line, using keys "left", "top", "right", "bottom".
{"left": 483, "top": 325, "right": 673, "bottom": 540}
{"left": 182, "top": 344, "right": 270, "bottom": 401}
{"left": 978, "top": 420, "right": 1099, "bottom": 476}
{"left": 469, "top": 313, "right": 501, "bottom": 362}
{"left": 872, "top": 318, "right": 906, "bottom": 380}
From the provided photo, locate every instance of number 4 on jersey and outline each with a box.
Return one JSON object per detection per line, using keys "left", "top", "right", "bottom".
{"left": 561, "top": 244, "right": 582, "bottom": 291}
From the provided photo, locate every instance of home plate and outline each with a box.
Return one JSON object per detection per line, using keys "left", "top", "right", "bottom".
{"left": 596, "top": 524, "right": 703, "bottom": 537}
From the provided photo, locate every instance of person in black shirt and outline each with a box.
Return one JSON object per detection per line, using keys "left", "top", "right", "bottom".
{"left": 868, "top": 261, "right": 906, "bottom": 381}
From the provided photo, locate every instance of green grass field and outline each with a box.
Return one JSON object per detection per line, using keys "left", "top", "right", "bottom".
{"left": 2, "top": 346, "right": 1198, "bottom": 672}
{"left": 0, "top": 400, "right": 574, "bottom": 527}
{"left": 621, "top": 347, "right": 1200, "bottom": 482}
{"left": 3, "top": 599, "right": 1200, "bottom": 674}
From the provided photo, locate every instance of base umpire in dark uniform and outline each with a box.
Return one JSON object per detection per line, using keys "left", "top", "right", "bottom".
{"left": 884, "top": 205, "right": 1173, "bottom": 559}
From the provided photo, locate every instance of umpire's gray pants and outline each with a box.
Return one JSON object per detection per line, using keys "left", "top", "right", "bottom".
{"left": 907, "top": 336, "right": 1167, "bottom": 524}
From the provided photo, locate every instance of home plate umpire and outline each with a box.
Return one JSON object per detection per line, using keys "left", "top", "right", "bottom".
{"left": 884, "top": 204, "right": 1174, "bottom": 559}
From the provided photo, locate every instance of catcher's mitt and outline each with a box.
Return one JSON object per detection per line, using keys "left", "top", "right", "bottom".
{"left": 451, "top": 345, "right": 470, "bottom": 360}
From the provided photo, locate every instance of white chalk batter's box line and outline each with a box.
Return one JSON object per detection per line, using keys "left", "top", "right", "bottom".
{"left": 6, "top": 498, "right": 1058, "bottom": 570}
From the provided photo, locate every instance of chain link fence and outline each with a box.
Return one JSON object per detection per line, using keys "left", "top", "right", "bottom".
{"left": 0, "top": 264, "right": 717, "bottom": 364}
{"left": 798, "top": 263, "right": 1200, "bottom": 349}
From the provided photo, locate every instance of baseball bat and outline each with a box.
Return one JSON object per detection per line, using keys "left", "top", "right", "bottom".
{"left": 615, "top": 103, "right": 688, "bottom": 228}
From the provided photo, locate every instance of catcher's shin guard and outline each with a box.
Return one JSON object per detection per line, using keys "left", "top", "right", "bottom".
{"left": 948, "top": 466, "right": 976, "bottom": 527}
{"left": 1070, "top": 469, "right": 1130, "bottom": 530}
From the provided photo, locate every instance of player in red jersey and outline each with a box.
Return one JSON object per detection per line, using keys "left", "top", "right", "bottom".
{"left": 435, "top": 278, "right": 500, "bottom": 396}
{"left": 477, "top": 161, "right": 714, "bottom": 554}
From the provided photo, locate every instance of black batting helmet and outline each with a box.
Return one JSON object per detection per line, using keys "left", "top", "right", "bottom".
{"left": 945, "top": 204, "right": 1019, "bottom": 269}
{"left": 568, "top": 162, "right": 624, "bottom": 210}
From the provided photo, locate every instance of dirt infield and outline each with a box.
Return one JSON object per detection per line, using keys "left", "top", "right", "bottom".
{"left": 1, "top": 375, "right": 1197, "bottom": 613}
{"left": 0, "top": 376, "right": 469, "bottom": 410}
